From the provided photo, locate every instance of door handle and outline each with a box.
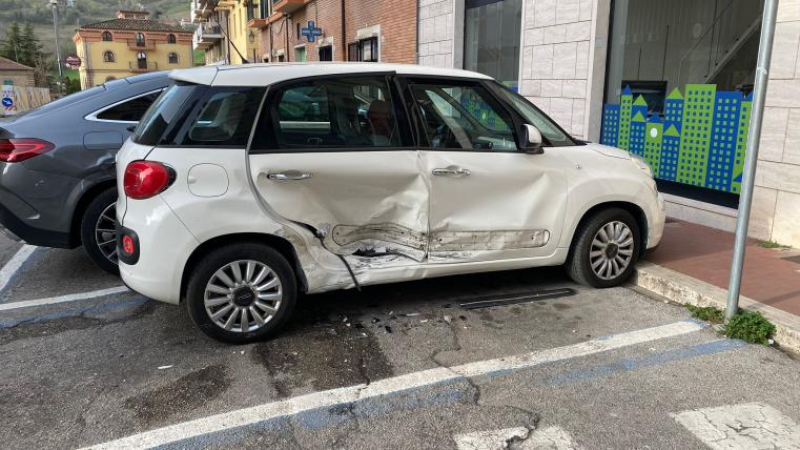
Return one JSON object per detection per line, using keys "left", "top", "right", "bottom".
{"left": 265, "top": 170, "right": 313, "bottom": 181}
{"left": 432, "top": 166, "right": 471, "bottom": 178}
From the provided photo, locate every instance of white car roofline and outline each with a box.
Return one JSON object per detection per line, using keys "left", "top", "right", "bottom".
{"left": 168, "top": 62, "right": 493, "bottom": 87}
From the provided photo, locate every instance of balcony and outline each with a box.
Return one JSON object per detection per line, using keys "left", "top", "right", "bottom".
{"left": 249, "top": 12, "right": 284, "bottom": 29}
{"left": 126, "top": 39, "right": 156, "bottom": 50}
{"left": 129, "top": 61, "right": 159, "bottom": 72}
{"left": 272, "top": 0, "right": 304, "bottom": 14}
{"left": 192, "top": 0, "right": 218, "bottom": 22}
{"left": 193, "top": 23, "right": 222, "bottom": 49}
{"left": 215, "top": 0, "right": 236, "bottom": 11}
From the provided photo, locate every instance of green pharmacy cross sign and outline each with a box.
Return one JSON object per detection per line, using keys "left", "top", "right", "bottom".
{"left": 601, "top": 85, "right": 752, "bottom": 194}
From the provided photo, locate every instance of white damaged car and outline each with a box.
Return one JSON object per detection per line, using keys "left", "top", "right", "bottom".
{"left": 116, "top": 63, "right": 665, "bottom": 343}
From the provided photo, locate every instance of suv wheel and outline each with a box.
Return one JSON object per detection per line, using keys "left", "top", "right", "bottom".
{"left": 185, "top": 243, "right": 297, "bottom": 344}
{"left": 80, "top": 188, "right": 120, "bottom": 275}
{"left": 566, "top": 208, "right": 640, "bottom": 288}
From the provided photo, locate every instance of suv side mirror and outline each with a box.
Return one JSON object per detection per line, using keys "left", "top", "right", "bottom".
{"left": 520, "top": 124, "right": 544, "bottom": 154}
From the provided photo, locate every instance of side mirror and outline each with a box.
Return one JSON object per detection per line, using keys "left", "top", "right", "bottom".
{"left": 520, "top": 124, "right": 544, "bottom": 154}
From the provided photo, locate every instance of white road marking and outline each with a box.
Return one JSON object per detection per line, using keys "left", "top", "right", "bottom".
{"left": 0, "top": 286, "right": 131, "bottom": 312}
{"left": 672, "top": 403, "right": 800, "bottom": 450}
{"left": 454, "top": 426, "right": 581, "bottom": 450}
{"left": 80, "top": 320, "right": 706, "bottom": 450}
{"left": 0, "top": 244, "right": 37, "bottom": 293}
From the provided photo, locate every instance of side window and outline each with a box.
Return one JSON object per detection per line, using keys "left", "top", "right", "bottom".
{"left": 268, "top": 77, "right": 404, "bottom": 150}
{"left": 179, "top": 87, "right": 265, "bottom": 146}
{"left": 409, "top": 81, "right": 517, "bottom": 151}
{"left": 95, "top": 91, "right": 162, "bottom": 122}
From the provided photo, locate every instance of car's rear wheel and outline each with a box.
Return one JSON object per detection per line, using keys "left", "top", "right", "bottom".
{"left": 185, "top": 243, "right": 297, "bottom": 344}
{"left": 80, "top": 188, "right": 120, "bottom": 276}
{"left": 566, "top": 208, "right": 640, "bottom": 288}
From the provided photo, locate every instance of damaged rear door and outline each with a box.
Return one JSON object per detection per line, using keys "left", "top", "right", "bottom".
{"left": 406, "top": 78, "right": 570, "bottom": 263}
{"left": 248, "top": 74, "right": 429, "bottom": 265}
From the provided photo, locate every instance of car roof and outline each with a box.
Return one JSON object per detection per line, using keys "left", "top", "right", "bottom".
{"left": 168, "top": 62, "right": 493, "bottom": 87}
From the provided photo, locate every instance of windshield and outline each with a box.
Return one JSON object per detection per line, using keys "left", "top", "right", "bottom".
{"left": 133, "top": 83, "right": 198, "bottom": 146}
{"left": 487, "top": 82, "right": 576, "bottom": 147}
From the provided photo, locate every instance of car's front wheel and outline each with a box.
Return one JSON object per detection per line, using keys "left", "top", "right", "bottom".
{"left": 80, "top": 188, "right": 120, "bottom": 276}
{"left": 566, "top": 208, "right": 641, "bottom": 288}
{"left": 185, "top": 243, "right": 297, "bottom": 343}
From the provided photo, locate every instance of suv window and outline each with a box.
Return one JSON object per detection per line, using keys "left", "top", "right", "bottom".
{"left": 408, "top": 81, "right": 517, "bottom": 151}
{"left": 487, "top": 82, "right": 576, "bottom": 147}
{"left": 134, "top": 84, "right": 265, "bottom": 147}
{"left": 264, "top": 77, "right": 405, "bottom": 150}
{"left": 96, "top": 91, "right": 162, "bottom": 122}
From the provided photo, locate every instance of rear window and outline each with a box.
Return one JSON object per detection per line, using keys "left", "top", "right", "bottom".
{"left": 134, "top": 84, "right": 265, "bottom": 147}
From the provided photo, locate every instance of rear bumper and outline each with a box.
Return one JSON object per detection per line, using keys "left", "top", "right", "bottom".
{"left": 118, "top": 195, "right": 199, "bottom": 305}
{"left": 0, "top": 198, "right": 73, "bottom": 248}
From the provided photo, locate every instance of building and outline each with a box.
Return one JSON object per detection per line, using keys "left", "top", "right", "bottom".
{"left": 416, "top": 0, "right": 800, "bottom": 248}
{"left": 0, "top": 56, "right": 35, "bottom": 87}
{"left": 73, "top": 10, "right": 194, "bottom": 89}
{"left": 191, "top": 0, "right": 416, "bottom": 65}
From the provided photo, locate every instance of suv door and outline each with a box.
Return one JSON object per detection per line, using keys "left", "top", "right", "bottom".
{"left": 405, "top": 78, "right": 571, "bottom": 263}
{"left": 248, "top": 74, "right": 428, "bottom": 264}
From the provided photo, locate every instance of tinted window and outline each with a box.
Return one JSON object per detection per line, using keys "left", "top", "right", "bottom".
{"left": 409, "top": 82, "right": 517, "bottom": 151}
{"left": 134, "top": 84, "right": 198, "bottom": 145}
{"left": 96, "top": 92, "right": 161, "bottom": 122}
{"left": 267, "top": 77, "right": 403, "bottom": 150}
{"left": 487, "top": 82, "right": 575, "bottom": 147}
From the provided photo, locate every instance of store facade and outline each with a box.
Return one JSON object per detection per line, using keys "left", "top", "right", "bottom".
{"left": 419, "top": 0, "right": 800, "bottom": 248}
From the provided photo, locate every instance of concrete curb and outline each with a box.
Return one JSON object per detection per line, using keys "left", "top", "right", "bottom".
{"left": 633, "top": 261, "right": 800, "bottom": 354}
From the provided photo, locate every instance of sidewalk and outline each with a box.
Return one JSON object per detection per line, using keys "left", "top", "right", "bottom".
{"left": 634, "top": 219, "right": 800, "bottom": 352}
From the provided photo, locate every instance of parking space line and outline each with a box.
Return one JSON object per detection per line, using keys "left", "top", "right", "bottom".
{"left": 0, "top": 286, "right": 130, "bottom": 312}
{"left": 672, "top": 403, "right": 800, "bottom": 450}
{"left": 80, "top": 320, "right": 708, "bottom": 450}
{"left": 0, "top": 244, "right": 37, "bottom": 294}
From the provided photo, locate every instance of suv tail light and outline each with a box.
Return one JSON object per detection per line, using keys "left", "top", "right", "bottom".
{"left": 123, "top": 161, "right": 175, "bottom": 200}
{"left": 0, "top": 139, "right": 55, "bottom": 163}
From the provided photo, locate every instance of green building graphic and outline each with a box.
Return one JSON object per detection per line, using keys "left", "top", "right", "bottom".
{"left": 733, "top": 94, "right": 753, "bottom": 193}
{"left": 601, "top": 83, "right": 752, "bottom": 194}
{"left": 677, "top": 84, "right": 717, "bottom": 186}
{"left": 644, "top": 116, "right": 664, "bottom": 177}
{"left": 617, "top": 86, "right": 633, "bottom": 151}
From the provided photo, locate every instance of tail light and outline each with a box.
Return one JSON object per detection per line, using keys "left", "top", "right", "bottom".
{"left": 0, "top": 139, "right": 55, "bottom": 163}
{"left": 123, "top": 161, "right": 175, "bottom": 200}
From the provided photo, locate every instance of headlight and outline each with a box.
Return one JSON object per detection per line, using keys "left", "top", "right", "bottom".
{"left": 630, "top": 154, "right": 654, "bottom": 177}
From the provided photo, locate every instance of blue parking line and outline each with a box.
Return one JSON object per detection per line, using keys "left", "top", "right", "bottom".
{"left": 545, "top": 339, "right": 748, "bottom": 387}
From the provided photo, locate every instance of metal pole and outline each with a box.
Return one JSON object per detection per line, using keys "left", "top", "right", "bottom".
{"left": 725, "top": 0, "right": 779, "bottom": 322}
{"left": 51, "top": 0, "right": 65, "bottom": 94}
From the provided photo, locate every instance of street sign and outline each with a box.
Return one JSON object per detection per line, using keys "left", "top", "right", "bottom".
{"left": 65, "top": 55, "right": 81, "bottom": 68}
{"left": 2, "top": 97, "right": 14, "bottom": 110}
{"left": 301, "top": 21, "right": 322, "bottom": 43}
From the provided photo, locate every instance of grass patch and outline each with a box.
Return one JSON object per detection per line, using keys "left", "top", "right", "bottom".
{"left": 724, "top": 310, "right": 776, "bottom": 345}
{"left": 685, "top": 304, "right": 776, "bottom": 345}
{"left": 758, "top": 240, "right": 790, "bottom": 249}
{"left": 686, "top": 304, "right": 724, "bottom": 323}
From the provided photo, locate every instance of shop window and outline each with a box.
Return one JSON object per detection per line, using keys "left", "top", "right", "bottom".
{"left": 295, "top": 46, "right": 307, "bottom": 62}
{"left": 602, "top": 0, "right": 763, "bottom": 199}
{"left": 347, "top": 37, "right": 378, "bottom": 62}
{"left": 463, "top": 0, "right": 522, "bottom": 87}
{"left": 319, "top": 46, "right": 333, "bottom": 61}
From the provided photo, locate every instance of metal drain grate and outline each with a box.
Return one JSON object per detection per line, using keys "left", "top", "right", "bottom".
{"left": 459, "top": 287, "right": 576, "bottom": 310}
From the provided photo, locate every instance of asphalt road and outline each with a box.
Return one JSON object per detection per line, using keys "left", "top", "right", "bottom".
{"left": 1, "top": 234, "right": 799, "bottom": 450}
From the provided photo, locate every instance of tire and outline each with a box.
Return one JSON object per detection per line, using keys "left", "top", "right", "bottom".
{"left": 185, "top": 243, "right": 297, "bottom": 344}
{"left": 80, "top": 188, "right": 120, "bottom": 276}
{"left": 566, "top": 208, "right": 641, "bottom": 288}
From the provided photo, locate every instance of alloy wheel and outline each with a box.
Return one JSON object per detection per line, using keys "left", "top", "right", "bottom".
{"left": 589, "top": 221, "right": 635, "bottom": 281}
{"left": 204, "top": 260, "right": 283, "bottom": 333}
{"left": 94, "top": 203, "right": 118, "bottom": 265}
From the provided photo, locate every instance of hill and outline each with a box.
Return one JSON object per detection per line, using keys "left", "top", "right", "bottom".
{"left": 0, "top": 0, "right": 191, "bottom": 59}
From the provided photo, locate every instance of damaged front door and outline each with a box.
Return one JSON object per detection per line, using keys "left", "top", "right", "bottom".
{"left": 248, "top": 74, "right": 429, "bottom": 266}
{"left": 407, "top": 79, "right": 569, "bottom": 263}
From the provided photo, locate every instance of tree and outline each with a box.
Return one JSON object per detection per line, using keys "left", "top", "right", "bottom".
{"left": 1, "top": 22, "right": 23, "bottom": 63}
{"left": 20, "top": 23, "right": 43, "bottom": 67}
